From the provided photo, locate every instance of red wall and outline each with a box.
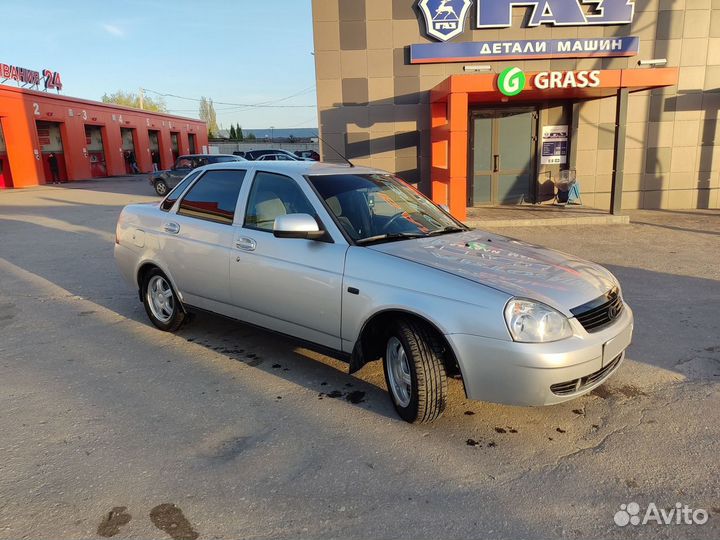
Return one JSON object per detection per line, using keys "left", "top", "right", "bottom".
{"left": 0, "top": 85, "right": 208, "bottom": 188}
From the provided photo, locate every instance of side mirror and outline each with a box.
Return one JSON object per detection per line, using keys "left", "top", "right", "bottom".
{"left": 273, "top": 213, "right": 325, "bottom": 240}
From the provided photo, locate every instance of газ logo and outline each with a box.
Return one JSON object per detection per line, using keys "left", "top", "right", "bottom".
{"left": 498, "top": 67, "right": 527, "bottom": 97}
{"left": 418, "top": 0, "right": 472, "bottom": 42}
{"left": 476, "top": 0, "right": 635, "bottom": 28}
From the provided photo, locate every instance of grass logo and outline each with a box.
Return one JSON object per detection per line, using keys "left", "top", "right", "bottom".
{"left": 498, "top": 67, "right": 526, "bottom": 97}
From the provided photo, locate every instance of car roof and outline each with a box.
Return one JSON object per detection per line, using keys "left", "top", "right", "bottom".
{"left": 199, "top": 160, "right": 386, "bottom": 177}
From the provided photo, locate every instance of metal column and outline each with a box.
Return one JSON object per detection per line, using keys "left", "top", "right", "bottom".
{"left": 610, "top": 88, "right": 629, "bottom": 215}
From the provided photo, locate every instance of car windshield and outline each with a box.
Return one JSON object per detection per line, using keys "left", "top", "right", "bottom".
{"left": 308, "top": 173, "right": 465, "bottom": 244}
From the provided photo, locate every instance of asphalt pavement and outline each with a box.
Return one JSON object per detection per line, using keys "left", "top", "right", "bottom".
{"left": 0, "top": 177, "right": 718, "bottom": 539}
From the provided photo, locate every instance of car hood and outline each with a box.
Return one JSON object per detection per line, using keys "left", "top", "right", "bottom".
{"left": 369, "top": 231, "right": 617, "bottom": 313}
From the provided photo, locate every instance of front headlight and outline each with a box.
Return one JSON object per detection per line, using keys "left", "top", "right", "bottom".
{"left": 504, "top": 298, "right": 573, "bottom": 343}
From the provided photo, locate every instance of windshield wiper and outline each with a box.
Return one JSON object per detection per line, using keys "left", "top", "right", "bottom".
{"left": 427, "top": 226, "right": 467, "bottom": 237}
{"left": 356, "top": 232, "right": 428, "bottom": 246}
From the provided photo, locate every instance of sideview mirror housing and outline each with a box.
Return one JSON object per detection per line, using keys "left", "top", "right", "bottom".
{"left": 273, "top": 214, "right": 325, "bottom": 240}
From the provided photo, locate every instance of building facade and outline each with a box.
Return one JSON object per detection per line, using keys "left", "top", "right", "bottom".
{"left": 312, "top": 0, "right": 719, "bottom": 219}
{"left": 0, "top": 85, "right": 208, "bottom": 189}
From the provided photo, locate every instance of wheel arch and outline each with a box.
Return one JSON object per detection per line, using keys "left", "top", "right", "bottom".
{"left": 135, "top": 260, "right": 185, "bottom": 312}
{"left": 350, "top": 308, "right": 463, "bottom": 381}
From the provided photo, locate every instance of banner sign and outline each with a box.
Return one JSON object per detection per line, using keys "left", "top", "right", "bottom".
{"left": 475, "top": 0, "right": 635, "bottom": 29}
{"left": 0, "top": 62, "right": 63, "bottom": 91}
{"left": 410, "top": 36, "right": 639, "bottom": 63}
{"left": 541, "top": 125, "right": 569, "bottom": 165}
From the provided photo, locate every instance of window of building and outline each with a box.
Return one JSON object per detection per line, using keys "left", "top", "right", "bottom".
{"left": 177, "top": 169, "right": 247, "bottom": 224}
{"left": 244, "top": 171, "right": 316, "bottom": 231}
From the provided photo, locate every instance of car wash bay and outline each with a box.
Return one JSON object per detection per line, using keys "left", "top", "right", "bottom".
{"left": 0, "top": 85, "right": 208, "bottom": 188}
{"left": 429, "top": 68, "right": 679, "bottom": 220}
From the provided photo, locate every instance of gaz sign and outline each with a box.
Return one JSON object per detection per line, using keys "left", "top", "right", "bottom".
{"left": 498, "top": 67, "right": 527, "bottom": 96}
{"left": 476, "top": 0, "right": 635, "bottom": 28}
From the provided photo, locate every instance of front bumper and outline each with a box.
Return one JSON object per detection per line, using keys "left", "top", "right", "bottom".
{"left": 447, "top": 305, "right": 634, "bottom": 406}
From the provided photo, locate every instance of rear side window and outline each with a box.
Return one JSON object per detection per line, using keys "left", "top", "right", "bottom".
{"left": 178, "top": 170, "right": 246, "bottom": 224}
{"left": 161, "top": 170, "right": 201, "bottom": 211}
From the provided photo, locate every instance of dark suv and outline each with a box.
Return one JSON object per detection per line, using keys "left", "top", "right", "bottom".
{"left": 149, "top": 154, "right": 245, "bottom": 196}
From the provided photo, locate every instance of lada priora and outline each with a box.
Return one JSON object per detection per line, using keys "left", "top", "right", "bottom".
{"left": 115, "top": 161, "right": 633, "bottom": 423}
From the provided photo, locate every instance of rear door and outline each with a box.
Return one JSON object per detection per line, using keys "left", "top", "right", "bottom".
{"left": 228, "top": 170, "right": 347, "bottom": 349}
{"left": 159, "top": 169, "right": 247, "bottom": 308}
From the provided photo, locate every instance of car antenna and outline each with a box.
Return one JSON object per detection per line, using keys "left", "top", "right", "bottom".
{"left": 316, "top": 134, "right": 354, "bottom": 167}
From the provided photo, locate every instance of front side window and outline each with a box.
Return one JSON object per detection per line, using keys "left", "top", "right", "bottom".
{"left": 161, "top": 170, "right": 201, "bottom": 211}
{"left": 178, "top": 169, "right": 246, "bottom": 224}
{"left": 308, "top": 174, "right": 464, "bottom": 243}
{"left": 244, "top": 172, "right": 316, "bottom": 231}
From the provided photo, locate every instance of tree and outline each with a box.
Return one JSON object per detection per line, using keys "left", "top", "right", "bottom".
{"left": 199, "top": 96, "right": 219, "bottom": 138}
{"left": 101, "top": 90, "right": 167, "bottom": 112}
{"left": 236, "top": 123, "right": 244, "bottom": 142}
{"left": 246, "top": 132, "right": 256, "bottom": 141}
{"left": 229, "top": 125, "right": 237, "bottom": 140}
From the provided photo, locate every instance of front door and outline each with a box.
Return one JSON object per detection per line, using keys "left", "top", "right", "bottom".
{"left": 470, "top": 109, "right": 536, "bottom": 206}
{"left": 229, "top": 170, "right": 346, "bottom": 350}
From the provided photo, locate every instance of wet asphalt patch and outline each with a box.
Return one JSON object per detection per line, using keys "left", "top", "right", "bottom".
{"left": 466, "top": 438, "right": 497, "bottom": 448}
{"left": 183, "top": 336, "right": 264, "bottom": 367}
{"left": 317, "top": 389, "right": 366, "bottom": 404}
{"left": 0, "top": 302, "right": 18, "bottom": 329}
{"left": 591, "top": 384, "right": 646, "bottom": 400}
{"left": 149, "top": 503, "right": 199, "bottom": 540}
{"left": 97, "top": 506, "right": 131, "bottom": 537}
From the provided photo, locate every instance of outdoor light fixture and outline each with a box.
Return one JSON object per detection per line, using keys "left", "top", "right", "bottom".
{"left": 463, "top": 65, "right": 493, "bottom": 72}
{"left": 638, "top": 58, "right": 668, "bottom": 67}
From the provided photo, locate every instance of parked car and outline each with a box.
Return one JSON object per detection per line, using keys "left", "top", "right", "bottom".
{"left": 232, "top": 151, "right": 246, "bottom": 158}
{"left": 295, "top": 150, "right": 320, "bottom": 161}
{"left": 243, "top": 149, "right": 312, "bottom": 161}
{"left": 149, "top": 154, "right": 245, "bottom": 196}
{"left": 255, "top": 153, "right": 305, "bottom": 161}
{"left": 116, "top": 161, "right": 633, "bottom": 424}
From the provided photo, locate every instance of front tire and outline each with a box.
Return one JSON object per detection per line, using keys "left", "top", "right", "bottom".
{"left": 142, "top": 269, "right": 185, "bottom": 332}
{"left": 154, "top": 179, "right": 168, "bottom": 196}
{"left": 383, "top": 319, "right": 448, "bottom": 423}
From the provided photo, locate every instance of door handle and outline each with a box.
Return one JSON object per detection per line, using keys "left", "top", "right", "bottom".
{"left": 163, "top": 222, "right": 180, "bottom": 234}
{"left": 493, "top": 155, "right": 500, "bottom": 173}
{"left": 235, "top": 237, "right": 257, "bottom": 252}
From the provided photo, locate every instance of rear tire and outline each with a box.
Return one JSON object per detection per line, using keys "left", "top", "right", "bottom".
{"left": 383, "top": 318, "right": 448, "bottom": 423}
{"left": 141, "top": 268, "right": 185, "bottom": 332}
{"left": 154, "top": 179, "right": 168, "bottom": 196}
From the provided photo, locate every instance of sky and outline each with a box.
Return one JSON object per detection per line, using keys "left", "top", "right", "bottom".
{"left": 2, "top": 0, "right": 318, "bottom": 130}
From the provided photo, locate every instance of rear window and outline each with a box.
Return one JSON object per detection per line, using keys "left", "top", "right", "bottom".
{"left": 161, "top": 170, "right": 201, "bottom": 211}
{"left": 177, "top": 169, "right": 247, "bottom": 224}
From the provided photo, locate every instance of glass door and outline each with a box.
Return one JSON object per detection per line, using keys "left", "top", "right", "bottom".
{"left": 470, "top": 109, "right": 536, "bottom": 206}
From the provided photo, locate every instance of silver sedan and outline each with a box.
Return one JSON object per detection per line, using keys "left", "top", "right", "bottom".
{"left": 114, "top": 161, "right": 633, "bottom": 423}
